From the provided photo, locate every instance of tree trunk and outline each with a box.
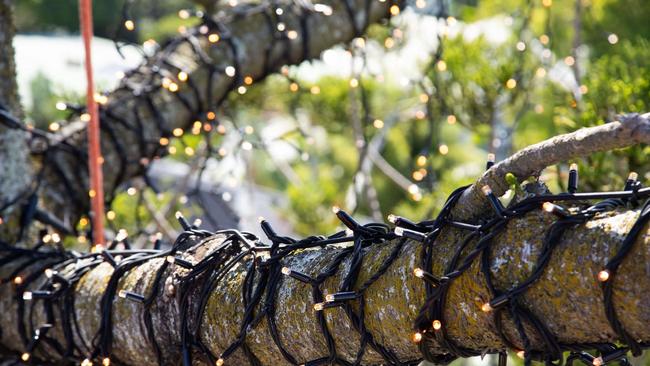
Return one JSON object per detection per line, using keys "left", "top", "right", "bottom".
{"left": 0, "top": 205, "right": 649, "bottom": 365}
{"left": 0, "top": 0, "right": 34, "bottom": 240}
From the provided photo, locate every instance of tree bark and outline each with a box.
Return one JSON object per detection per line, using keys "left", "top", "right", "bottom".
{"left": 1, "top": 202, "right": 649, "bottom": 365}
{"left": 0, "top": 0, "right": 34, "bottom": 240}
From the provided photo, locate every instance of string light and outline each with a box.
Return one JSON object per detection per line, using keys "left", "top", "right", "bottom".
{"left": 608, "top": 33, "right": 619, "bottom": 44}
{"left": 481, "top": 185, "right": 504, "bottom": 215}
{"left": 568, "top": 163, "right": 579, "bottom": 193}
{"left": 412, "top": 332, "right": 423, "bottom": 343}
{"left": 486, "top": 153, "right": 496, "bottom": 170}
{"left": 124, "top": 20, "right": 135, "bottom": 31}
{"left": 597, "top": 270, "right": 610, "bottom": 282}
{"left": 542, "top": 202, "right": 570, "bottom": 218}
{"left": 432, "top": 320, "right": 442, "bottom": 330}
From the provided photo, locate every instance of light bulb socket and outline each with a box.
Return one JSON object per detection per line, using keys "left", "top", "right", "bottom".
{"left": 394, "top": 227, "right": 427, "bottom": 242}
{"left": 281, "top": 267, "right": 313, "bottom": 284}
{"left": 166, "top": 256, "right": 193, "bottom": 269}
{"left": 324, "top": 291, "right": 357, "bottom": 302}
{"left": 118, "top": 290, "right": 145, "bottom": 303}
{"left": 568, "top": 165, "right": 578, "bottom": 194}
{"left": 335, "top": 209, "right": 358, "bottom": 231}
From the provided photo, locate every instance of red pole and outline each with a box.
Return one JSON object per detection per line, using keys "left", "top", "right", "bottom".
{"left": 78, "top": 0, "right": 105, "bottom": 248}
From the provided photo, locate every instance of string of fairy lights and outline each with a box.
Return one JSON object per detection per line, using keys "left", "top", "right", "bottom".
{"left": 1, "top": 157, "right": 649, "bottom": 366}
{"left": 0, "top": 0, "right": 644, "bottom": 365}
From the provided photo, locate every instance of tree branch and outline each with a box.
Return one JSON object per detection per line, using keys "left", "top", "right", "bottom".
{"left": 33, "top": 0, "right": 399, "bottom": 227}
{"left": 452, "top": 113, "right": 650, "bottom": 221}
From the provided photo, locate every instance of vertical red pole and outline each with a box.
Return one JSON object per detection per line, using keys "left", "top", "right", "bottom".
{"left": 79, "top": 0, "right": 105, "bottom": 248}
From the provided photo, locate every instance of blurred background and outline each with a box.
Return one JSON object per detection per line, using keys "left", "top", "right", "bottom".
{"left": 12, "top": 0, "right": 650, "bottom": 364}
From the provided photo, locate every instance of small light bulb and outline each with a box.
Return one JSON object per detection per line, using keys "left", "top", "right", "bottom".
{"left": 570, "top": 163, "right": 578, "bottom": 171}
{"left": 628, "top": 172, "right": 638, "bottom": 181}
{"left": 281, "top": 267, "right": 291, "bottom": 275}
{"left": 394, "top": 227, "right": 404, "bottom": 236}
{"left": 542, "top": 202, "right": 555, "bottom": 213}
{"left": 481, "top": 185, "right": 493, "bottom": 196}
{"left": 13, "top": 276, "right": 23, "bottom": 285}
{"left": 45, "top": 268, "right": 55, "bottom": 278}
{"left": 387, "top": 214, "right": 397, "bottom": 223}
{"left": 413, "top": 268, "right": 424, "bottom": 278}
{"left": 325, "top": 294, "right": 335, "bottom": 302}
{"left": 487, "top": 153, "right": 495, "bottom": 163}
{"left": 516, "top": 350, "right": 525, "bottom": 359}
{"left": 432, "top": 320, "right": 442, "bottom": 330}
{"left": 216, "top": 358, "right": 224, "bottom": 366}
{"left": 21, "top": 352, "right": 30, "bottom": 361}
{"left": 103, "top": 358, "right": 111, "bottom": 366}
{"left": 598, "top": 270, "right": 610, "bottom": 282}
{"left": 166, "top": 256, "right": 176, "bottom": 264}
{"left": 124, "top": 20, "right": 135, "bottom": 31}
{"left": 331, "top": 206, "right": 340, "bottom": 214}
{"left": 412, "top": 332, "right": 422, "bottom": 343}
{"left": 593, "top": 356, "right": 603, "bottom": 366}
{"left": 118, "top": 290, "right": 127, "bottom": 298}
{"left": 23, "top": 292, "right": 33, "bottom": 300}
{"left": 313, "top": 303, "right": 324, "bottom": 311}
{"left": 481, "top": 302, "right": 492, "bottom": 312}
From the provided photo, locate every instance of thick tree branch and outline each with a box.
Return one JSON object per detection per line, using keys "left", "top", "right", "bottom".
{"left": 34, "top": 0, "right": 398, "bottom": 229}
{"left": 0, "top": 202, "right": 649, "bottom": 365}
{"left": 452, "top": 113, "right": 650, "bottom": 221}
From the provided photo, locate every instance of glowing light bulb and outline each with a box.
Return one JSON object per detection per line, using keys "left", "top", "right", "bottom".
{"left": 628, "top": 172, "right": 638, "bottom": 181}
{"left": 124, "top": 20, "right": 135, "bottom": 31}
{"left": 387, "top": 214, "right": 397, "bottom": 223}
{"left": 21, "top": 353, "right": 30, "bottom": 361}
{"left": 516, "top": 350, "right": 525, "bottom": 359}
{"left": 542, "top": 202, "right": 555, "bottom": 213}
{"left": 103, "top": 358, "right": 111, "bottom": 366}
{"left": 281, "top": 267, "right": 291, "bottom": 275}
{"left": 216, "top": 358, "right": 224, "bottom": 366}
{"left": 593, "top": 356, "right": 603, "bottom": 366}
{"left": 598, "top": 270, "right": 610, "bottom": 282}
{"left": 325, "top": 294, "right": 335, "bottom": 302}
{"left": 481, "top": 185, "right": 493, "bottom": 196}
{"left": 481, "top": 302, "right": 492, "bottom": 312}
{"left": 13, "top": 276, "right": 23, "bottom": 285}
{"left": 413, "top": 268, "right": 424, "bottom": 278}
{"left": 313, "top": 303, "right": 324, "bottom": 311}
{"left": 412, "top": 332, "right": 422, "bottom": 343}
{"left": 432, "top": 320, "right": 442, "bottom": 330}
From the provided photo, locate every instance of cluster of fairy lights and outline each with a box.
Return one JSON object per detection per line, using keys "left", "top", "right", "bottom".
{"left": 1, "top": 152, "right": 648, "bottom": 365}
{"left": 0, "top": 1, "right": 642, "bottom": 365}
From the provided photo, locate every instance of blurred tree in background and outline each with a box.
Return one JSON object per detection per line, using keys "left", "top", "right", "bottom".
{"left": 13, "top": 0, "right": 650, "bottom": 241}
